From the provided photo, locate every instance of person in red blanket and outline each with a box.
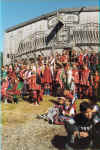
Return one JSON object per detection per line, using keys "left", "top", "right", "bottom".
{"left": 83, "top": 50, "right": 89, "bottom": 66}
{"left": 29, "top": 73, "right": 42, "bottom": 105}
{"left": 43, "top": 63, "right": 52, "bottom": 95}
{"left": 55, "top": 65, "right": 63, "bottom": 89}
{"left": 94, "top": 71, "right": 100, "bottom": 97}
{"left": 60, "top": 51, "right": 68, "bottom": 64}
{"left": 81, "top": 65, "right": 90, "bottom": 85}
{"left": 89, "top": 53, "right": 96, "bottom": 73}
{"left": 78, "top": 51, "right": 84, "bottom": 69}
{"left": 1, "top": 78, "right": 9, "bottom": 103}
{"left": 88, "top": 74, "right": 94, "bottom": 98}
{"left": 81, "top": 65, "right": 90, "bottom": 98}
{"left": 43, "top": 63, "right": 52, "bottom": 84}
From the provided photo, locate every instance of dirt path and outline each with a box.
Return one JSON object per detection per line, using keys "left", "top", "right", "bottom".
{"left": 2, "top": 116, "right": 67, "bottom": 150}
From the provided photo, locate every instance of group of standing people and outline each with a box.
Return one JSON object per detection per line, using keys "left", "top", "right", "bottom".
{"left": 1, "top": 49, "right": 100, "bottom": 104}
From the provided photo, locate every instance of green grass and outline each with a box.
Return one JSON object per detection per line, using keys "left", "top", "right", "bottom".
{"left": 2, "top": 96, "right": 100, "bottom": 126}
{"left": 2, "top": 96, "right": 56, "bottom": 126}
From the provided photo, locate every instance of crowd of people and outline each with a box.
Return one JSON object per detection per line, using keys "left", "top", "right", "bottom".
{"left": 1, "top": 48, "right": 100, "bottom": 149}
{"left": 1, "top": 49, "right": 100, "bottom": 104}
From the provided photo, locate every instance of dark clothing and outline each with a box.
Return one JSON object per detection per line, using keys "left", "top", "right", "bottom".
{"left": 74, "top": 113, "right": 93, "bottom": 147}
{"left": 74, "top": 113, "right": 93, "bottom": 133}
{"left": 64, "top": 109, "right": 100, "bottom": 149}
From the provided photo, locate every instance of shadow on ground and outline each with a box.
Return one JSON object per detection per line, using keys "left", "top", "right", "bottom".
{"left": 51, "top": 135, "right": 100, "bottom": 150}
{"left": 51, "top": 135, "right": 67, "bottom": 150}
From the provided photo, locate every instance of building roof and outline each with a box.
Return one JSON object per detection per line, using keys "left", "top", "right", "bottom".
{"left": 6, "top": 6, "right": 99, "bottom": 33}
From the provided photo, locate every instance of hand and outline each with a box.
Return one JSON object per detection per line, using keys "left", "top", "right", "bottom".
{"left": 80, "top": 132, "right": 89, "bottom": 137}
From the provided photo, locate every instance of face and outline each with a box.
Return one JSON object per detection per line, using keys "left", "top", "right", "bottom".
{"left": 84, "top": 108, "right": 93, "bottom": 119}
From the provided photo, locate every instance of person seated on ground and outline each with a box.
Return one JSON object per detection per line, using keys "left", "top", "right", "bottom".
{"left": 46, "top": 97, "right": 76, "bottom": 125}
{"left": 64, "top": 101, "right": 100, "bottom": 150}
{"left": 37, "top": 97, "right": 65, "bottom": 122}
{"left": 54, "top": 98, "right": 76, "bottom": 125}
{"left": 46, "top": 97, "right": 65, "bottom": 124}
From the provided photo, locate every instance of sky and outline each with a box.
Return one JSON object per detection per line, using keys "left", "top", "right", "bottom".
{"left": 0, "top": 0, "right": 99, "bottom": 52}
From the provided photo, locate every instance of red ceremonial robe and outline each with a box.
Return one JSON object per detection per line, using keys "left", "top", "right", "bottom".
{"left": 81, "top": 68, "right": 90, "bottom": 86}
{"left": 43, "top": 66, "right": 52, "bottom": 84}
